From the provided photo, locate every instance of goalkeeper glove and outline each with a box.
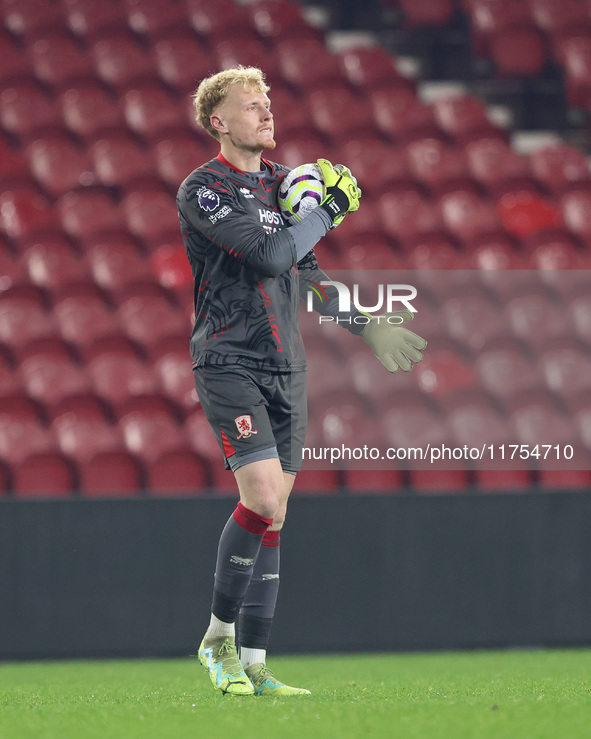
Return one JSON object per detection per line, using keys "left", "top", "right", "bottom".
{"left": 361, "top": 310, "right": 427, "bottom": 372}
{"left": 317, "top": 158, "right": 362, "bottom": 226}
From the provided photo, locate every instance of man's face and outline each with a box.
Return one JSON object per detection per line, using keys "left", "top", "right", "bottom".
{"left": 212, "top": 84, "right": 275, "bottom": 152}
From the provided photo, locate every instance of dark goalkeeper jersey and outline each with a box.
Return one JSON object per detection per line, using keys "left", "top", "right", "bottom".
{"left": 177, "top": 153, "right": 355, "bottom": 372}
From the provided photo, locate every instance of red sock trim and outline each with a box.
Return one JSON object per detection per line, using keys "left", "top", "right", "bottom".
{"left": 262, "top": 529, "right": 280, "bottom": 547}
{"left": 233, "top": 502, "right": 273, "bottom": 536}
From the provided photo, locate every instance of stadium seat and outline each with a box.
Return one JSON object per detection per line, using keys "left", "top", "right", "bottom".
{"left": 440, "top": 286, "right": 505, "bottom": 351}
{"left": 17, "top": 338, "right": 89, "bottom": 408}
{"left": 561, "top": 188, "right": 591, "bottom": 241}
{"left": 339, "top": 138, "right": 408, "bottom": 195}
{"left": 0, "top": 394, "right": 55, "bottom": 464}
{"left": 63, "top": 0, "right": 128, "bottom": 38}
{"left": 90, "top": 30, "right": 155, "bottom": 89}
{"left": 149, "top": 335, "right": 197, "bottom": 412}
{"left": 437, "top": 189, "right": 501, "bottom": 242}
{"left": 29, "top": 30, "right": 93, "bottom": 87}
{"left": 464, "top": 136, "right": 531, "bottom": 193}
{"left": 84, "top": 336, "right": 157, "bottom": 404}
{"left": 59, "top": 82, "right": 123, "bottom": 140}
{"left": 444, "top": 389, "right": 511, "bottom": 448}
{"left": 272, "top": 132, "right": 333, "bottom": 171}
{"left": 474, "top": 469, "right": 533, "bottom": 492}
{"left": 116, "top": 394, "right": 186, "bottom": 461}
{"left": 529, "top": 0, "right": 590, "bottom": 36}
{"left": 369, "top": 87, "right": 438, "bottom": 142}
{"left": 86, "top": 235, "right": 153, "bottom": 292}
{"left": 539, "top": 340, "right": 591, "bottom": 400}
{"left": 122, "top": 83, "right": 183, "bottom": 141}
{"left": 0, "top": 246, "right": 27, "bottom": 292}
{"left": 537, "top": 468, "right": 591, "bottom": 490}
{"left": 13, "top": 451, "right": 76, "bottom": 498}
{"left": 0, "top": 81, "right": 63, "bottom": 141}
{"left": 0, "top": 284, "right": 57, "bottom": 351}
{"left": 0, "top": 136, "right": 27, "bottom": 180}
{"left": 529, "top": 144, "right": 591, "bottom": 195}
{"left": 474, "top": 338, "right": 542, "bottom": 401}
{"left": 396, "top": 0, "right": 457, "bottom": 28}
{"left": 58, "top": 189, "right": 124, "bottom": 239}
{"left": 78, "top": 449, "right": 143, "bottom": 497}
{"left": 147, "top": 448, "right": 209, "bottom": 495}
{"left": 91, "top": 132, "right": 155, "bottom": 189}
{"left": 276, "top": 38, "right": 345, "bottom": 90}
{"left": 25, "top": 134, "right": 94, "bottom": 198}
{"left": 0, "top": 187, "right": 59, "bottom": 241}
{"left": 120, "top": 187, "right": 180, "bottom": 246}
{"left": 557, "top": 33, "right": 591, "bottom": 108}
{"left": 0, "top": 32, "right": 31, "bottom": 85}
{"left": 184, "top": 407, "right": 225, "bottom": 469}
{"left": 503, "top": 286, "right": 570, "bottom": 351}
{"left": 187, "top": 0, "right": 253, "bottom": 41}
{"left": 337, "top": 235, "right": 404, "bottom": 272}
{"left": 3, "top": 0, "right": 65, "bottom": 38}
{"left": 415, "top": 348, "right": 479, "bottom": 399}
{"left": 0, "top": 347, "right": 19, "bottom": 396}
{"left": 507, "top": 391, "right": 576, "bottom": 446}
{"left": 403, "top": 137, "right": 471, "bottom": 194}
{"left": 154, "top": 135, "right": 207, "bottom": 188}
{"left": 125, "top": 0, "right": 189, "bottom": 38}
{"left": 247, "top": 0, "right": 319, "bottom": 43}
{"left": 149, "top": 244, "right": 193, "bottom": 292}
{"left": 380, "top": 391, "right": 449, "bottom": 450}
{"left": 378, "top": 185, "right": 442, "bottom": 243}
{"left": 337, "top": 46, "right": 405, "bottom": 92}
{"left": 497, "top": 191, "right": 561, "bottom": 239}
{"left": 50, "top": 394, "right": 124, "bottom": 463}
{"left": 432, "top": 95, "right": 495, "bottom": 140}
{"left": 53, "top": 285, "right": 121, "bottom": 348}
{"left": 567, "top": 291, "right": 591, "bottom": 345}
{"left": 292, "top": 468, "right": 341, "bottom": 495}
{"left": 488, "top": 24, "right": 548, "bottom": 78}
{"left": 408, "top": 469, "right": 471, "bottom": 494}
{"left": 343, "top": 468, "right": 404, "bottom": 494}
{"left": 153, "top": 31, "right": 211, "bottom": 93}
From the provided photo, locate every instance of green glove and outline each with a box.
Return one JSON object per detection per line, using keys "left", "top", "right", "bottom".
{"left": 361, "top": 310, "right": 427, "bottom": 372}
{"left": 317, "top": 158, "right": 362, "bottom": 226}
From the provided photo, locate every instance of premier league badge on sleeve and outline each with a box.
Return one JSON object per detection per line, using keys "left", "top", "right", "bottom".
{"left": 197, "top": 187, "right": 220, "bottom": 212}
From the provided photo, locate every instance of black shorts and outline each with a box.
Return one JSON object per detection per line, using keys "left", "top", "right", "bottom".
{"left": 193, "top": 365, "right": 307, "bottom": 474}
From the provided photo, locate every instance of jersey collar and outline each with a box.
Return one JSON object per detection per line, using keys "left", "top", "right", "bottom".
{"left": 216, "top": 152, "right": 275, "bottom": 176}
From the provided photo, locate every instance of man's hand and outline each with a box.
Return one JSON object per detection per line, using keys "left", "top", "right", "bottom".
{"left": 361, "top": 310, "right": 427, "bottom": 372}
{"left": 317, "top": 158, "right": 361, "bottom": 227}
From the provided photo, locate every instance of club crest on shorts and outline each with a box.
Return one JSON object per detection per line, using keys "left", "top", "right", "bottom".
{"left": 234, "top": 414, "right": 258, "bottom": 439}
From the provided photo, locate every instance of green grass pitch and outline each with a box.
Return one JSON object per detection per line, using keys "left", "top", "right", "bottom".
{"left": 1, "top": 649, "right": 590, "bottom": 739}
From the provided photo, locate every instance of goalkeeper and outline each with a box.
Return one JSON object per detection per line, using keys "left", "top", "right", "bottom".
{"left": 177, "top": 66, "right": 426, "bottom": 697}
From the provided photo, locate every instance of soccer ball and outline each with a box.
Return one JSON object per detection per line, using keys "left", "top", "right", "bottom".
{"left": 277, "top": 162, "right": 324, "bottom": 225}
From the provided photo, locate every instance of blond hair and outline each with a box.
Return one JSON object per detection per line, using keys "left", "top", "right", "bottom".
{"left": 192, "top": 66, "right": 270, "bottom": 140}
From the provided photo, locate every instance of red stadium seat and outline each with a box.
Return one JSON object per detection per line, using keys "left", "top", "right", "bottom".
{"left": 403, "top": 138, "right": 470, "bottom": 193}
{"left": 116, "top": 394, "right": 186, "bottom": 461}
{"left": 247, "top": 0, "right": 318, "bottom": 43}
{"left": 276, "top": 38, "right": 344, "bottom": 90}
{"left": 122, "top": 83, "right": 183, "bottom": 141}
{"left": 378, "top": 185, "right": 442, "bottom": 243}
{"left": 338, "top": 46, "right": 405, "bottom": 91}
{"left": 474, "top": 339, "right": 543, "bottom": 401}
{"left": 369, "top": 87, "right": 438, "bottom": 141}
{"left": 408, "top": 469, "right": 470, "bottom": 493}
{"left": 86, "top": 235, "right": 153, "bottom": 292}
{"left": 50, "top": 394, "right": 124, "bottom": 463}
{"left": 187, "top": 0, "right": 253, "bottom": 40}
{"left": 380, "top": 391, "right": 449, "bottom": 450}
{"left": 292, "top": 468, "right": 341, "bottom": 494}
{"left": 308, "top": 86, "right": 377, "bottom": 144}
{"left": 149, "top": 244, "right": 193, "bottom": 291}
{"left": 25, "top": 134, "right": 94, "bottom": 198}
{"left": 539, "top": 340, "right": 591, "bottom": 400}
{"left": 13, "top": 452, "right": 75, "bottom": 498}
{"left": 0, "top": 394, "right": 55, "bottom": 464}
{"left": 0, "top": 285, "right": 57, "bottom": 351}
{"left": 59, "top": 82, "right": 122, "bottom": 140}
{"left": 474, "top": 469, "right": 533, "bottom": 492}
{"left": 29, "top": 31, "right": 93, "bottom": 87}
{"left": 529, "top": 0, "right": 590, "bottom": 35}
{"left": 445, "top": 389, "right": 512, "bottom": 448}
{"left": 79, "top": 449, "right": 143, "bottom": 497}
{"left": 437, "top": 189, "right": 501, "bottom": 242}
{"left": 154, "top": 135, "right": 207, "bottom": 188}
{"left": 125, "top": 0, "right": 189, "bottom": 37}
{"left": 91, "top": 132, "right": 156, "bottom": 189}
{"left": 497, "top": 191, "right": 561, "bottom": 238}
{"left": 0, "top": 136, "right": 27, "bottom": 180}
{"left": 147, "top": 448, "right": 209, "bottom": 495}
{"left": 0, "top": 81, "right": 63, "bottom": 143}
{"left": 90, "top": 30, "right": 155, "bottom": 90}
{"left": 58, "top": 189, "right": 124, "bottom": 239}
{"left": 343, "top": 468, "right": 404, "bottom": 494}
{"left": 120, "top": 187, "right": 180, "bottom": 246}
{"left": 149, "top": 335, "right": 198, "bottom": 412}
{"left": 415, "top": 349, "right": 479, "bottom": 399}
{"left": 184, "top": 407, "right": 224, "bottom": 469}
{"left": 153, "top": 32, "right": 211, "bottom": 92}
{"left": 84, "top": 336, "right": 157, "bottom": 404}
{"left": 557, "top": 33, "right": 591, "bottom": 107}
{"left": 216, "top": 36, "right": 278, "bottom": 83}
{"left": 561, "top": 188, "right": 591, "bottom": 240}
{"left": 0, "top": 33, "right": 31, "bottom": 85}
{"left": 0, "top": 247, "right": 28, "bottom": 292}
{"left": 272, "top": 132, "right": 330, "bottom": 171}
{"left": 568, "top": 291, "right": 591, "bottom": 345}
{"left": 17, "top": 338, "right": 89, "bottom": 407}
{"left": 488, "top": 24, "right": 548, "bottom": 78}
{"left": 397, "top": 0, "right": 457, "bottom": 28}
{"left": 0, "top": 187, "right": 59, "bottom": 241}
{"left": 537, "top": 468, "right": 591, "bottom": 490}
{"left": 464, "top": 136, "right": 531, "bottom": 192}
{"left": 3, "top": 0, "right": 65, "bottom": 38}
{"left": 529, "top": 144, "right": 591, "bottom": 195}
{"left": 440, "top": 287, "right": 505, "bottom": 351}
{"left": 339, "top": 138, "right": 408, "bottom": 195}
{"left": 507, "top": 392, "right": 576, "bottom": 447}
{"left": 503, "top": 286, "right": 570, "bottom": 350}
{"left": 53, "top": 286, "right": 121, "bottom": 348}
{"left": 432, "top": 95, "right": 495, "bottom": 140}
{"left": 0, "top": 349, "right": 19, "bottom": 396}
{"left": 63, "top": 0, "right": 128, "bottom": 38}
